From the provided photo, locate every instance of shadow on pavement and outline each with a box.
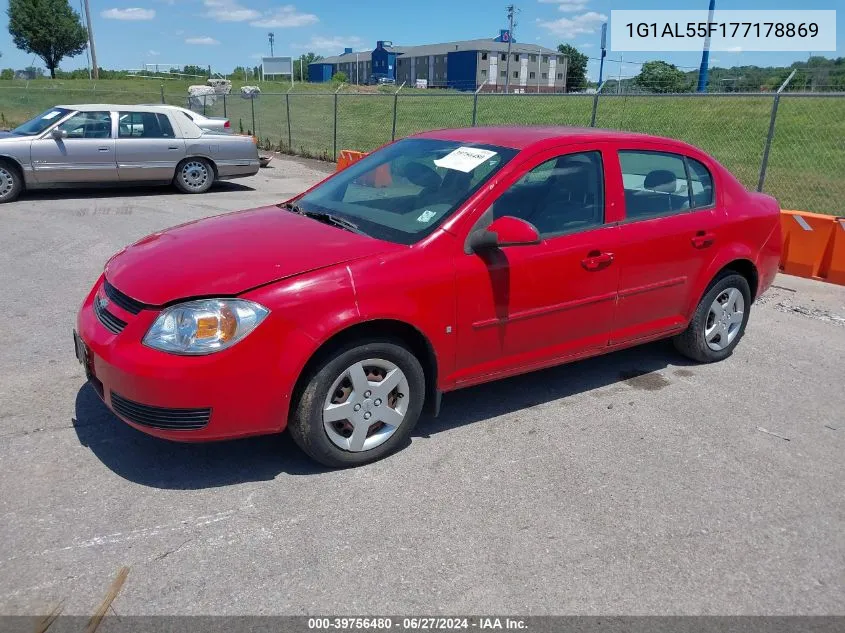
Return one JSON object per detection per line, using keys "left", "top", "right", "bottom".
{"left": 22, "top": 181, "right": 254, "bottom": 202}
{"left": 73, "top": 339, "right": 693, "bottom": 489}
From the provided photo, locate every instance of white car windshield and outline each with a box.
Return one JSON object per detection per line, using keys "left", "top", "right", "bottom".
{"left": 12, "top": 108, "right": 71, "bottom": 136}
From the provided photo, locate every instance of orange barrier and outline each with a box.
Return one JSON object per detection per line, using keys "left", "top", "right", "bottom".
{"left": 779, "top": 210, "right": 844, "bottom": 285}
{"left": 336, "top": 150, "right": 366, "bottom": 171}
{"left": 824, "top": 217, "right": 845, "bottom": 285}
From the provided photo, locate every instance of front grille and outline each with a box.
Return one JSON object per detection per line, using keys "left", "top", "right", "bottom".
{"left": 110, "top": 392, "right": 211, "bottom": 430}
{"left": 94, "top": 298, "right": 127, "bottom": 334}
{"left": 104, "top": 281, "right": 146, "bottom": 315}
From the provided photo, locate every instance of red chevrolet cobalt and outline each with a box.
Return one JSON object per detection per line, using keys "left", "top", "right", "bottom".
{"left": 75, "top": 127, "right": 782, "bottom": 467}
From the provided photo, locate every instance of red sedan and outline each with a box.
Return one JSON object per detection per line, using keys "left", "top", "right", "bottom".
{"left": 75, "top": 127, "right": 782, "bottom": 467}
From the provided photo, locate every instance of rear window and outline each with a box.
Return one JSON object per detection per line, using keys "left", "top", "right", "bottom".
{"left": 619, "top": 150, "right": 715, "bottom": 221}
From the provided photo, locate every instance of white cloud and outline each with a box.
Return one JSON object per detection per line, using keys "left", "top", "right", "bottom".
{"left": 293, "top": 35, "right": 363, "bottom": 53}
{"left": 250, "top": 5, "right": 318, "bottom": 28}
{"left": 101, "top": 7, "right": 156, "bottom": 20}
{"left": 727, "top": 46, "right": 743, "bottom": 53}
{"left": 202, "top": 0, "right": 260, "bottom": 22}
{"left": 538, "top": 0, "right": 589, "bottom": 12}
{"left": 538, "top": 11, "right": 606, "bottom": 38}
{"left": 185, "top": 36, "right": 220, "bottom": 45}
{"left": 148, "top": 49, "right": 161, "bottom": 56}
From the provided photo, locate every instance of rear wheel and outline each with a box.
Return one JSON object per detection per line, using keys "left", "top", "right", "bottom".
{"left": 174, "top": 158, "right": 214, "bottom": 194}
{"left": 673, "top": 272, "right": 751, "bottom": 363}
{"left": 289, "top": 340, "right": 425, "bottom": 468}
{"left": 0, "top": 161, "right": 23, "bottom": 203}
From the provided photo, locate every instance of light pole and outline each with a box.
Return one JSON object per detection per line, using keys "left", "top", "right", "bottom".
{"left": 697, "top": 0, "right": 716, "bottom": 92}
{"left": 82, "top": 0, "right": 98, "bottom": 79}
{"left": 536, "top": 44, "right": 541, "bottom": 93}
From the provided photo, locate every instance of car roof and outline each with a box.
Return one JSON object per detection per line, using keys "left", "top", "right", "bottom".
{"left": 413, "top": 126, "right": 698, "bottom": 153}
{"left": 55, "top": 104, "right": 180, "bottom": 114}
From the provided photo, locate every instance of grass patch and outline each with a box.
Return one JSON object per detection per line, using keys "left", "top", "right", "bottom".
{"left": 0, "top": 79, "right": 842, "bottom": 215}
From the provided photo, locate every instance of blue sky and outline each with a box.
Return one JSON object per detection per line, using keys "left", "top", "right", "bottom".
{"left": 0, "top": 0, "right": 841, "bottom": 78}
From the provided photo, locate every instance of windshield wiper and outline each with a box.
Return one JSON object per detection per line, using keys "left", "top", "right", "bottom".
{"left": 282, "top": 202, "right": 365, "bottom": 236}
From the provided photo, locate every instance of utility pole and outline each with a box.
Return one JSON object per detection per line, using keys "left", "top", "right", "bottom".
{"left": 504, "top": 4, "right": 515, "bottom": 94}
{"left": 82, "top": 0, "right": 98, "bottom": 79}
{"left": 268, "top": 32, "right": 275, "bottom": 57}
{"left": 696, "top": 0, "right": 716, "bottom": 92}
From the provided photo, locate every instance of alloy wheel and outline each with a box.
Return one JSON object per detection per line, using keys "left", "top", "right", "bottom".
{"left": 322, "top": 358, "right": 410, "bottom": 452}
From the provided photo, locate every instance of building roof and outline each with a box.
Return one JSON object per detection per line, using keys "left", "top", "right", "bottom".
{"left": 313, "top": 39, "right": 560, "bottom": 65}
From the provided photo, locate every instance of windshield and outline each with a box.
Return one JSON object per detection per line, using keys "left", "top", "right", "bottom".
{"left": 296, "top": 138, "right": 518, "bottom": 245}
{"left": 11, "top": 108, "right": 71, "bottom": 136}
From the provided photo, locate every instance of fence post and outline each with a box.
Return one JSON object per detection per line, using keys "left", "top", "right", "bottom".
{"left": 203, "top": 95, "right": 207, "bottom": 116}
{"left": 758, "top": 70, "right": 796, "bottom": 192}
{"left": 472, "top": 80, "right": 487, "bottom": 127}
{"left": 160, "top": 84, "right": 165, "bottom": 104}
{"left": 285, "top": 92, "right": 292, "bottom": 151}
{"left": 333, "top": 92, "right": 338, "bottom": 161}
{"left": 250, "top": 96, "right": 256, "bottom": 138}
{"left": 223, "top": 93, "right": 227, "bottom": 119}
{"left": 392, "top": 82, "right": 406, "bottom": 142}
{"left": 590, "top": 80, "right": 606, "bottom": 128}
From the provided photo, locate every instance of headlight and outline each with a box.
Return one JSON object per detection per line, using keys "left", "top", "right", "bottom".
{"left": 143, "top": 299, "right": 269, "bottom": 355}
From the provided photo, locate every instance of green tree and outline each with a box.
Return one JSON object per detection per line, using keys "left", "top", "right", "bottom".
{"left": 633, "top": 60, "right": 691, "bottom": 93}
{"left": 0, "top": 68, "right": 13, "bottom": 80}
{"left": 556, "top": 43, "right": 588, "bottom": 92}
{"left": 332, "top": 70, "right": 348, "bottom": 83}
{"left": 294, "top": 52, "right": 323, "bottom": 81}
{"left": 182, "top": 65, "right": 208, "bottom": 77}
{"left": 7, "top": 0, "right": 88, "bottom": 79}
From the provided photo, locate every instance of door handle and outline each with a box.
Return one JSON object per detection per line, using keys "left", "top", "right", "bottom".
{"left": 167, "top": 146, "right": 179, "bottom": 150}
{"left": 691, "top": 230, "right": 716, "bottom": 249}
{"left": 581, "top": 250, "right": 614, "bottom": 271}
{"left": 98, "top": 147, "right": 110, "bottom": 152}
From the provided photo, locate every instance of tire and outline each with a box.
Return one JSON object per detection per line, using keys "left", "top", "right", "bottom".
{"left": 0, "top": 161, "right": 23, "bottom": 203}
{"left": 289, "top": 339, "right": 426, "bottom": 468}
{"left": 673, "top": 272, "right": 752, "bottom": 363}
{"left": 173, "top": 158, "right": 214, "bottom": 194}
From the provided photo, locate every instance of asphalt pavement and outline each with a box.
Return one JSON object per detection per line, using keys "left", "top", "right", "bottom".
{"left": 0, "top": 155, "right": 843, "bottom": 616}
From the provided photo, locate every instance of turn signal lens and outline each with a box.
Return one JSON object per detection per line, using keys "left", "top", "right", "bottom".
{"left": 143, "top": 299, "right": 269, "bottom": 355}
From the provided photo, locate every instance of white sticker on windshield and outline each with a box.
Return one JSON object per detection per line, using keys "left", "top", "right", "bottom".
{"left": 433, "top": 147, "right": 498, "bottom": 173}
{"left": 42, "top": 110, "right": 62, "bottom": 120}
{"left": 417, "top": 209, "right": 437, "bottom": 223}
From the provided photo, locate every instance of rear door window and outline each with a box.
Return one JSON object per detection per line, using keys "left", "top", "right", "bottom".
{"left": 619, "top": 151, "right": 691, "bottom": 220}
{"left": 118, "top": 111, "right": 176, "bottom": 138}
{"left": 686, "top": 157, "right": 714, "bottom": 208}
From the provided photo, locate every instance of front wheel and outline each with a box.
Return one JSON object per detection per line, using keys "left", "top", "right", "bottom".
{"left": 289, "top": 340, "right": 425, "bottom": 468}
{"left": 174, "top": 158, "right": 214, "bottom": 194}
{"left": 0, "top": 162, "right": 23, "bottom": 203}
{"left": 673, "top": 272, "right": 751, "bottom": 363}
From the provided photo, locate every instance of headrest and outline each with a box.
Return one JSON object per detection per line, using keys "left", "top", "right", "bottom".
{"left": 643, "top": 169, "right": 677, "bottom": 193}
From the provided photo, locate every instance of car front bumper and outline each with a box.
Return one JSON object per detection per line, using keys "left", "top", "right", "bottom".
{"left": 75, "top": 275, "right": 298, "bottom": 442}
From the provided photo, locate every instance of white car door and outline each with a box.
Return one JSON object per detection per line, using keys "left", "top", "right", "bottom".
{"left": 30, "top": 110, "right": 117, "bottom": 183}
{"left": 116, "top": 111, "right": 185, "bottom": 182}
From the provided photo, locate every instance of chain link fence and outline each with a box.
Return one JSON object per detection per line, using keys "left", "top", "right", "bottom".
{"left": 0, "top": 82, "right": 842, "bottom": 215}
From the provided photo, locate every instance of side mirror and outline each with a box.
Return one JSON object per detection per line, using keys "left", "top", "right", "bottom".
{"left": 51, "top": 128, "right": 68, "bottom": 140}
{"left": 467, "top": 216, "right": 541, "bottom": 253}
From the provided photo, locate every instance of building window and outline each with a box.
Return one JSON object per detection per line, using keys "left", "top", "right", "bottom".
{"left": 481, "top": 52, "right": 488, "bottom": 60}
{"left": 481, "top": 69, "right": 487, "bottom": 77}
{"left": 513, "top": 71, "right": 519, "bottom": 78}
{"left": 542, "top": 72, "right": 547, "bottom": 79}
{"left": 501, "top": 53, "right": 507, "bottom": 61}
{"left": 529, "top": 54, "right": 537, "bottom": 62}
{"left": 542, "top": 55, "right": 549, "bottom": 63}
{"left": 558, "top": 56, "right": 565, "bottom": 64}
{"left": 529, "top": 71, "right": 535, "bottom": 79}
{"left": 500, "top": 70, "right": 506, "bottom": 78}
{"left": 557, "top": 72, "right": 563, "bottom": 79}
{"left": 513, "top": 53, "right": 520, "bottom": 62}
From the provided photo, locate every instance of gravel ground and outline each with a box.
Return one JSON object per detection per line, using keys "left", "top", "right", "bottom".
{"left": 0, "top": 155, "right": 843, "bottom": 616}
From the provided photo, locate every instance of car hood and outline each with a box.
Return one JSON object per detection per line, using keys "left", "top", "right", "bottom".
{"left": 0, "top": 131, "right": 21, "bottom": 140}
{"left": 105, "top": 205, "right": 402, "bottom": 305}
